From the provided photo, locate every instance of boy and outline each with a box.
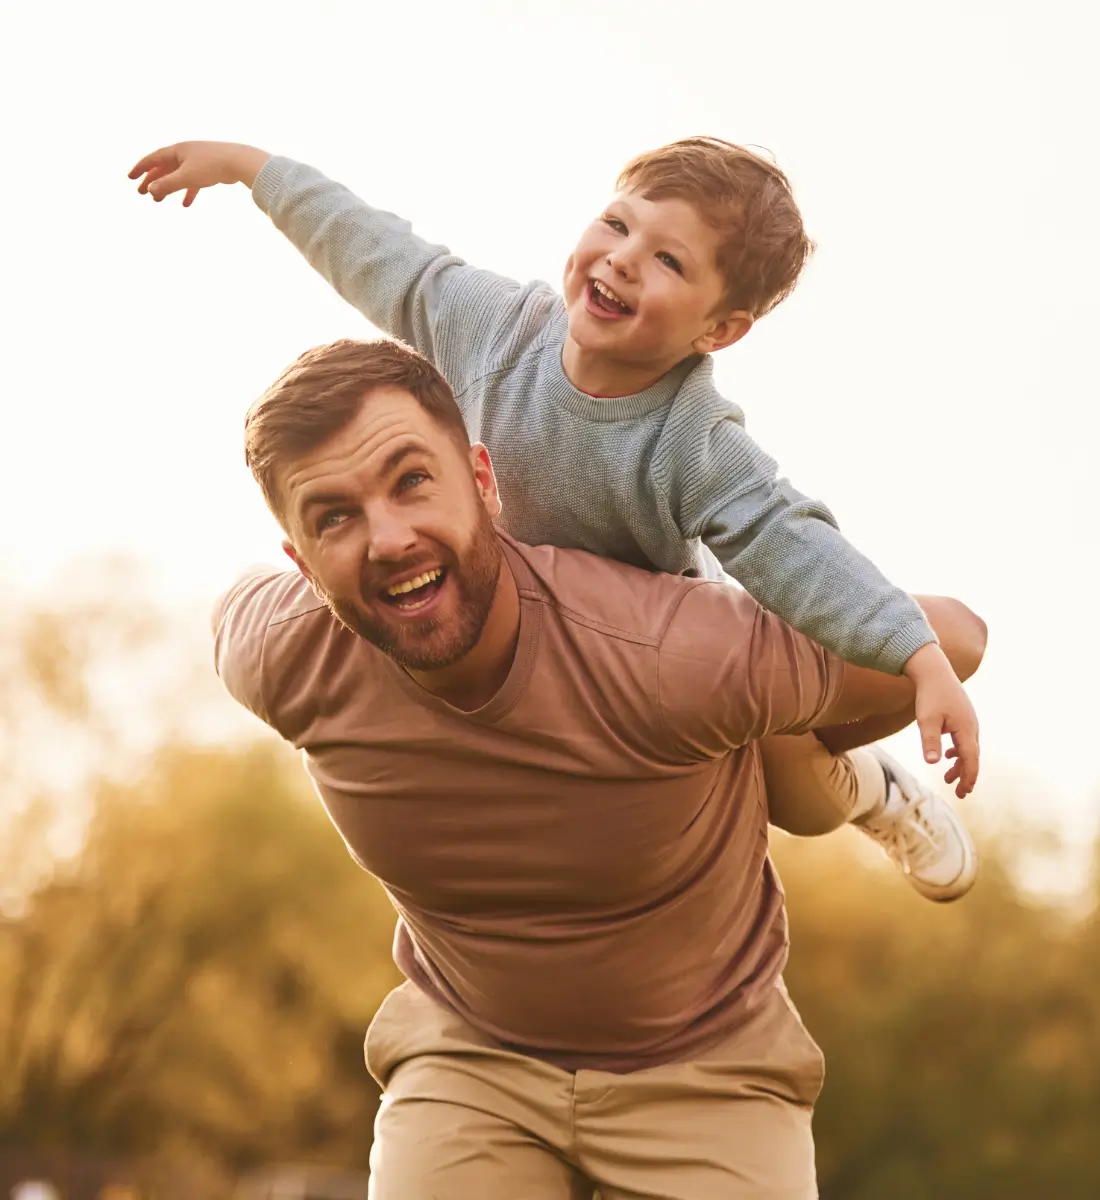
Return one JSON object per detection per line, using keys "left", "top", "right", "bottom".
{"left": 129, "top": 136, "right": 980, "bottom": 900}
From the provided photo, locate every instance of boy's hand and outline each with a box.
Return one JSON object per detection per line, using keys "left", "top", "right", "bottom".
{"left": 128, "top": 141, "right": 271, "bottom": 207}
{"left": 903, "top": 643, "right": 980, "bottom": 798}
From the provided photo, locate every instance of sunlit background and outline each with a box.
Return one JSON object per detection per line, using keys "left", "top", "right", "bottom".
{"left": 2, "top": 1, "right": 1097, "bottom": 1196}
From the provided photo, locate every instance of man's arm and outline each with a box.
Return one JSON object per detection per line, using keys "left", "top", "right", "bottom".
{"left": 812, "top": 595, "right": 987, "bottom": 750}
{"left": 658, "top": 583, "right": 985, "bottom": 796}
{"left": 680, "top": 415, "right": 980, "bottom": 790}
{"left": 129, "top": 141, "right": 549, "bottom": 395}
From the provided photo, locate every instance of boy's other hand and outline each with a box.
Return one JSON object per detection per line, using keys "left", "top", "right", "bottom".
{"left": 128, "top": 141, "right": 271, "bottom": 208}
{"left": 903, "top": 643, "right": 980, "bottom": 798}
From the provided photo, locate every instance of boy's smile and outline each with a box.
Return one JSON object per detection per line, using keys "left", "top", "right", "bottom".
{"left": 561, "top": 190, "right": 752, "bottom": 397}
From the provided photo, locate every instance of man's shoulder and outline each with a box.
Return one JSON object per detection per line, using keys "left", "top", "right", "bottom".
{"left": 212, "top": 567, "right": 361, "bottom": 736}
{"left": 214, "top": 567, "right": 327, "bottom": 639}
{"left": 506, "top": 538, "right": 758, "bottom": 651}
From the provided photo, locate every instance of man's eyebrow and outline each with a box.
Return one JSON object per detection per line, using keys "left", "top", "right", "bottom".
{"left": 297, "top": 441, "right": 433, "bottom": 516}
{"left": 299, "top": 489, "right": 351, "bottom": 516}
{"left": 379, "top": 440, "right": 433, "bottom": 477}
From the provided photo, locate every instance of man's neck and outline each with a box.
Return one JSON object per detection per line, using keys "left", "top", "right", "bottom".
{"left": 561, "top": 336, "right": 682, "bottom": 398}
{"left": 407, "top": 552, "right": 521, "bottom": 712}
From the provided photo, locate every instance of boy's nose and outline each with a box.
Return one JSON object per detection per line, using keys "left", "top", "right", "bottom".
{"left": 606, "top": 247, "right": 637, "bottom": 280}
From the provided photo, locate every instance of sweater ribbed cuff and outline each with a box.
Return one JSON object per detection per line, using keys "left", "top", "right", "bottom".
{"left": 251, "top": 155, "right": 295, "bottom": 214}
{"left": 878, "top": 620, "right": 939, "bottom": 676}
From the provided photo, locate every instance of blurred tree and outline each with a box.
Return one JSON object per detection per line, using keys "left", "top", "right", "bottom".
{"left": 0, "top": 738, "right": 400, "bottom": 1172}
{"left": 3, "top": 570, "right": 1100, "bottom": 1196}
{"left": 777, "top": 831, "right": 1100, "bottom": 1199}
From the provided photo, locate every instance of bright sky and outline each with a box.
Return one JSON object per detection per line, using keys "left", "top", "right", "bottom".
{"left": 3, "top": 2, "right": 1096, "bottom": 836}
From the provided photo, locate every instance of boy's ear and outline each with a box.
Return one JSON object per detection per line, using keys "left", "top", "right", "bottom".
{"left": 694, "top": 310, "right": 754, "bottom": 355}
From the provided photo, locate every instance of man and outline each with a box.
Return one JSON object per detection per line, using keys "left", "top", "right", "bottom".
{"left": 215, "top": 337, "right": 986, "bottom": 1198}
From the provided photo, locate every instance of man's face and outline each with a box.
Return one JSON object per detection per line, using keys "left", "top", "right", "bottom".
{"left": 280, "top": 387, "right": 503, "bottom": 672}
{"left": 562, "top": 189, "right": 750, "bottom": 376}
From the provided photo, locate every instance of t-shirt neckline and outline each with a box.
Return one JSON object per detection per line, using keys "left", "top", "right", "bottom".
{"left": 381, "top": 535, "right": 541, "bottom": 724}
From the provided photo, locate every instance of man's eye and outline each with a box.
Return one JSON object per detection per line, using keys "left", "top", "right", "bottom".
{"left": 397, "top": 471, "right": 428, "bottom": 494}
{"left": 603, "top": 216, "right": 627, "bottom": 234}
{"left": 658, "top": 251, "right": 684, "bottom": 274}
{"left": 317, "top": 510, "right": 350, "bottom": 533}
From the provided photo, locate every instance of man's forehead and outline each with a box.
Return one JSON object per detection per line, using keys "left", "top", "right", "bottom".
{"left": 281, "top": 390, "right": 437, "bottom": 503}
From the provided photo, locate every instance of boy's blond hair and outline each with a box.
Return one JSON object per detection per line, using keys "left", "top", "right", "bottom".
{"left": 617, "top": 137, "right": 814, "bottom": 318}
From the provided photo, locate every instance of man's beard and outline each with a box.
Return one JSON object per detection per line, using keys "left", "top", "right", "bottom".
{"left": 323, "top": 507, "right": 503, "bottom": 672}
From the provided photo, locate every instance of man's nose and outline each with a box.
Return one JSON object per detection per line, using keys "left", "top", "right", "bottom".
{"left": 365, "top": 504, "right": 418, "bottom": 562}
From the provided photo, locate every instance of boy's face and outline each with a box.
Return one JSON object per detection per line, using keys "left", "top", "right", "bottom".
{"left": 562, "top": 190, "right": 752, "bottom": 378}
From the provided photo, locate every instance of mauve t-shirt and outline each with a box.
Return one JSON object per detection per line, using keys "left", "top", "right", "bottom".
{"left": 214, "top": 534, "right": 842, "bottom": 1071}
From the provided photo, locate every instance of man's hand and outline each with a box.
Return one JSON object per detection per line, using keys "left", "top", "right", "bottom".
{"left": 128, "top": 141, "right": 271, "bottom": 208}
{"left": 903, "top": 642, "right": 980, "bottom": 798}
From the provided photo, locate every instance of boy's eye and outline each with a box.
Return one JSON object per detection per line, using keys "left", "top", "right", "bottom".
{"left": 602, "top": 216, "right": 627, "bottom": 234}
{"left": 657, "top": 251, "right": 684, "bottom": 274}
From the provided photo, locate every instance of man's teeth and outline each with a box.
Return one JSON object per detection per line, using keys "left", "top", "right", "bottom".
{"left": 592, "top": 279, "right": 629, "bottom": 310}
{"left": 386, "top": 568, "right": 442, "bottom": 597}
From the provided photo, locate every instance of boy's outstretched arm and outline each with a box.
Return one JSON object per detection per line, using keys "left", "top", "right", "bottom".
{"left": 683, "top": 421, "right": 981, "bottom": 796}
{"left": 129, "top": 141, "right": 547, "bottom": 393}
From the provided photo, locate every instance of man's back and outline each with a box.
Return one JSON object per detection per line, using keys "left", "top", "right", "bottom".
{"left": 215, "top": 536, "right": 842, "bottom": 1071}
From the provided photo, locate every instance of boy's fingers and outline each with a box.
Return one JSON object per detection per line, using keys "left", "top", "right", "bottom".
{"left": 954, "top": 729, "right": 980, "bottom": 795}
{"left": 919, "top": 715, "right": 943, "bottom": 764}
{"left": 182, "top": 188, "right": 199, "bottom": 208}
{"left": 136, "top": 166, "right": 170, "bottom": 195}
{"left": 148, "top": 170, "right": 189, "bottom": 200}
{"left": 129, "top": 147, "right": 174, "bottom": 179}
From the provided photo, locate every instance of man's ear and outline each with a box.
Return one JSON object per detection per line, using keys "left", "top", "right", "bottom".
{"left": 693, "top": 309, "right": 754, "bottom": 355}
{"left": 283, "top": 540, "right": 322, "bottom": 596}
{"left": 470, "top": 442, "right": 503, "bottom": 519}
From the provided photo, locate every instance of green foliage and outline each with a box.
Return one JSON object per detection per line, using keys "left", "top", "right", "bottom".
{"left": 778, "top": 833, "right": 1100, "bottom": 1199}
{"left": 0, "top": 740, "right": 400, "bottom": 1173}
{"left": 3, "top": 574, "right": 1100, "bottom": 1195}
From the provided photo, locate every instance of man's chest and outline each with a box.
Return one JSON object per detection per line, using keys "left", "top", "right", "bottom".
{"left": 304, "top": 732, "right": 751, "bottom": 915}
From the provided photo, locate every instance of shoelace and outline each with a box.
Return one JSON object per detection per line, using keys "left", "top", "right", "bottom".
{"left": 864, "top": 788, "right": 944, "bottom": 875}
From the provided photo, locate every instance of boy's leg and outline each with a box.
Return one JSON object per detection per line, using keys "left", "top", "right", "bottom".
{"left": 760, "top": 734, "right": 885, "bottom": 835}
{"left": 761, "top": 733, "right": 977, "bottom": 902}
{"left": 365, "top": 982, "right": 593, "bottom": 1200}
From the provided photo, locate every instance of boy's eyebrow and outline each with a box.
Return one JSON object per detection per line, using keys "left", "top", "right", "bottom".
{"left": 606, "top": 196, "right": 698, "bottom": 265}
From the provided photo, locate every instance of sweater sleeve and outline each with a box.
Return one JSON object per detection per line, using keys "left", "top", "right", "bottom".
{"left": 251, "top": 156, "right": 539, "bottom": 396}
{"left": 679, "top": 415, "right": 936, "bottom": 676}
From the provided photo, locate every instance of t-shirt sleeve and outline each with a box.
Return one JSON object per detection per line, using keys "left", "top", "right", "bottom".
{"left": 656, "top": 581, "right": 846, "bottom": 759}
{"left": 212, "top": 567, "right": 301, "bottom": 727}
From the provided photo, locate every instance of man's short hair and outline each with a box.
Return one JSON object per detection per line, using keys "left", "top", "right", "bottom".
{"left": 617, "top": 136, "right": 815, "bottom": 319}
{"left": 245, "top": 338, "right": 470, "bottom": 526}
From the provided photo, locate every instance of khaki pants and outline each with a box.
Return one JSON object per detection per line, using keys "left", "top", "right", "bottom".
{"left": 365, "top": 980, "right": 825, "bottom": 1199}
{"left": 762, "top": 734, "right": 884, "bottom": 836}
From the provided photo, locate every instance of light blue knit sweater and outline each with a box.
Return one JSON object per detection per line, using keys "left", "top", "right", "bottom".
{"left": 252, "top": 157, "right": 934, "bottom": 674}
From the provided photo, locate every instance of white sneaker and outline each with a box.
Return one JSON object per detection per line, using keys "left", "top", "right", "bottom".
{"left": 853, "top": 747, "right": 978, "bottom": 903}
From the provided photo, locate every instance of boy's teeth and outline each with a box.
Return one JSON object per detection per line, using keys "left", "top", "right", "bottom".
{"left": 387, "top": 568, "right": 442, "bottom": 596}
{"left": 593, "top": 280, "right": 628, "bottom": 309}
